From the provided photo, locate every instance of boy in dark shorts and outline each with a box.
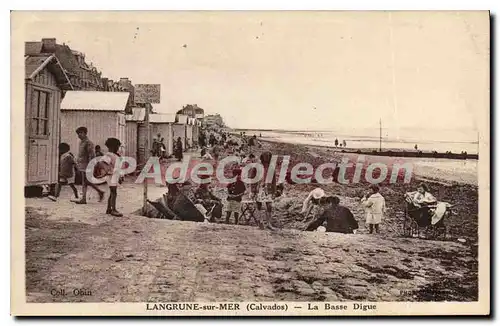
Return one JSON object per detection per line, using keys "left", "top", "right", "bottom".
{"left": 48, "top": 143, "right": 79, "bottom": 201}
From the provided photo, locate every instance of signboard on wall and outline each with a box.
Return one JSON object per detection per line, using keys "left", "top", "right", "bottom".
{"left": 134, "top": 84, "right": 161, "bottom": 103}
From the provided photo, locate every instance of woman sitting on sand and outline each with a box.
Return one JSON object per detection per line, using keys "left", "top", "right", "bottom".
{"left": 301, "top": 188, "right": 329, "bottom": 221}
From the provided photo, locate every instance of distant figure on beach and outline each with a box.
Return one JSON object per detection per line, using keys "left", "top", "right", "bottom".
{"left": 174, "top": 137, "right": 183, "bottom": 161}
{"left": 211, "top": 142, "right": 222, "bottom": 161}
{"left": 248, "top": 135, "right": 257, "bottom": 147}
{"left": 334, "top": 138, "right": 339, "bottom": 147}
{"left": 414, "top": 144, "right": 418, "bottom": 150}
{"left": 209, "top": 133, "right": 216, "bottom": 147}
{"left": 343, "top": 140, "right": 347, "bottom": 148}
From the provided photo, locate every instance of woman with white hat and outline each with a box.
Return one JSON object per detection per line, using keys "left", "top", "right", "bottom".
{"left": 301, "top": 187, "right": 327, "bottom": 221}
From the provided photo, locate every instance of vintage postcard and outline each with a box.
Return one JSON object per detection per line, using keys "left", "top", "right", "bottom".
{"left": 11, "top": 11, "right": 490, "bottom": 316}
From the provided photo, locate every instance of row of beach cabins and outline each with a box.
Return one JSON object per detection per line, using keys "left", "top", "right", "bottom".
{"left": 25, "top": 55, "right": 202, "bottom": 189}
{"left": 60, "top": 91, "right": 202, "bottom": 167}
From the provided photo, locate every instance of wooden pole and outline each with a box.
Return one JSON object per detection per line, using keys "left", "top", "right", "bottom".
{"left": 379, "top": 118, "right": 382, "bottom": 152}
{"left": 143, "top": 103, "right": 151, "bottom": 214}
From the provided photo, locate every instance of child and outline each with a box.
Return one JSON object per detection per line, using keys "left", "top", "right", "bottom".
{"left": 226, "top": 168, "right": 246, "bottom": 225}
{"left": 103, "top": 137, "right": 124, "bottom": 217}
{"left": 48, "top": 143, "right": 79, "bottom": 201}
{"left": 361, "top": 184, "right": 386, "bottom": 234}
{"left": 95, "top": 145, "right": 104, "bottom": 157}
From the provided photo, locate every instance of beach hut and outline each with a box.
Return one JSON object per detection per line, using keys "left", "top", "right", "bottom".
{"left": 124, "top": 107, "right": 145, "bottom": 161}
{"left": 173, "top": 114, "right": 188, "bottom": 151}
{"left": 185, "top": 117, "right": 196, "bottom": 149}
{"left": 136, "top": 113, "right": 176, "bottom": 166}
{"left": 60, "top": 91, "right": 129, "bottom": 158}
{"left": 25, "top": 53, "right": 73, "bottom": 188}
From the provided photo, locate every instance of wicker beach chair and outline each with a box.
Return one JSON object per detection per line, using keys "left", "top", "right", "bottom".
{"left": 402, "top": 195, "right": 453, "bottom": 240}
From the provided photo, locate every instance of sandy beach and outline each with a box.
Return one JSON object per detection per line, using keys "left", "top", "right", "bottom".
{"left": 24, "top": 137, "right": 479, "bottom": 302}
{"left": 240, "top": 139, "right": 478, "bottom": 243}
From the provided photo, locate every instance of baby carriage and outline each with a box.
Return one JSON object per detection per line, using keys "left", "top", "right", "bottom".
{"left": 402, "top": 194, "right": 454, "bottom": 240}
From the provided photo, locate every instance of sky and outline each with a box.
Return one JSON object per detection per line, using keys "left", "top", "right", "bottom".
{"left": 16, "top": 11, "right": 489, "bottom": 131}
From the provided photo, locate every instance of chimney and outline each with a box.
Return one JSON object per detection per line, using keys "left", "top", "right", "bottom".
{"left": 41, "top": 38, "right": 56, "bottom": 52}
{"left": 119, "top": 78, "right": 130, "bottom": 88}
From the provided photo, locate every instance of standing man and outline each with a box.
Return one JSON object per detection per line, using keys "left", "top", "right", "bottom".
{"left": 75, "top": 126, "right": 104, "bottom": 204}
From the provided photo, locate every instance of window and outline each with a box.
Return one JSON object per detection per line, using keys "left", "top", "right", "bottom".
{"left": 31, "top": 89, "right": 50, "bottom": 137}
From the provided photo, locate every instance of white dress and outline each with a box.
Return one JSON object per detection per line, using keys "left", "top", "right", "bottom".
{"left": 361, "top": 193, "right": 386, "bottom": 224}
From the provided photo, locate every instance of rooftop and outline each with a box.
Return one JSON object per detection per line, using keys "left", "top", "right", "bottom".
{"left": 61, "top": 91, "right": 130, "bottom": 111}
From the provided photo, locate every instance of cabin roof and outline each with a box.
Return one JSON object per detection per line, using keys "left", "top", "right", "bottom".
{"left": 150, "top": 113, "right": 176, "bottom": 124}
{"left": 25, "top": 54, "right": 74, "bottom": 90}
{"left": 125, "top": 107, "right": 146, "bottom": 121}
{"left": 176, "top": 114, "right": 188, "bottom": 124}
{"left": 61, "top": 91, "right": 129, "bottom": 111}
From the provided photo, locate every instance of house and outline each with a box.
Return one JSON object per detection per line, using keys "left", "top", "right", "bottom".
{"left": 26, "top": 38, "right": 136, "bottom": 103}
{"left": 193, "top": 107, "right": 204, "bottom": 146}
{"left": 60, "top": 91, "right": 130, "bottom": 159}
{"left": 26, "top": 38, "right": 102, "bottom": 91}
{"left": 25, "top": 53, "right": 74, "bottom": 187}
{"left": 185, "top": 117, "right": 196, "bottom": 148}
{"left": 203, "top": 113, "right": 225, "bottom": 129}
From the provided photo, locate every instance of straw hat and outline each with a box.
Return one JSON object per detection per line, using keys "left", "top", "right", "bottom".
{"left": 311, "top": 188, "right": 326, "bottom": 200}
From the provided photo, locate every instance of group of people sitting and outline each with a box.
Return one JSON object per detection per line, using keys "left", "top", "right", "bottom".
{"left": 165, "top": 166, "right": 283, "bottom": 230}
{"left": 301, "top": 182, "right": 446, "bottom": 235}
{"left": 180, "top": 129, "right": 450, "bottom": 235}
{"left": 198, "top": 131, "right": 262, "bottom": 163}
{"left": 301, "top": 185, "right": 386, "bottom": 234}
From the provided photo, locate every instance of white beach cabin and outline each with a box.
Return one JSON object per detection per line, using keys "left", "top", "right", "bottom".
{"left": 60, "top": 91, "right": 130, "bottom": 157}
{"left": 125, "top": 107, "right": 145, "bottom": 162}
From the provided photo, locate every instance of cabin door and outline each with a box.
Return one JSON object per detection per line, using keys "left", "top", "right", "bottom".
{"left": 27, "top": 88, "right": 52, "bottom": 184}
{"left": 117, "top": 113, "right": 126, "bottom": 155}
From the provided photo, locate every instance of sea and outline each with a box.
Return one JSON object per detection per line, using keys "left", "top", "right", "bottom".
{"left": 233, "top": 127, "right": 479, "bottom": 184}
{"left": 245, "top": 127, "right": 479, "bottom": 155}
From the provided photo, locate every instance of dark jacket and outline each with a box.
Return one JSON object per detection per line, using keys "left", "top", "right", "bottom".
{"left": 306, "top": 204, "right": 359, "bottom": 234}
